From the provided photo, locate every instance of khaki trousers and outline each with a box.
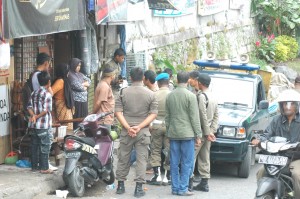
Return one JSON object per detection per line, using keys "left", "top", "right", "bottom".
{"left": 116, "top": 128, "right": 151, "bottom": 182}
{"left": 257, "top": 159, "right": 300, "bottom": 197}
{"left": 149, "top": 123, "right": 170, "bottom": 170}
{"left": 194, "top": 139, "right": 211, "bottom": 179}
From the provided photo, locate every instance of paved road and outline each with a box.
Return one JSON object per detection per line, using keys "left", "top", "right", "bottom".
{"left": 39, "top": 162, "right": 261, "bottom": 199}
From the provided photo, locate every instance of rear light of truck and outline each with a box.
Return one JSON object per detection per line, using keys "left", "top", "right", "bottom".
{"left": 64, "top": 139, "right": 81, "bottom": 150}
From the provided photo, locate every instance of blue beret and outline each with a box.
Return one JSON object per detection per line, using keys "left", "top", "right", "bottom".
{"left": 155, "top": 73, "right": 169, "bottom": 81}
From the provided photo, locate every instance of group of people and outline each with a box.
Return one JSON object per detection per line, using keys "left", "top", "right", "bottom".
{"left": 27, "top": 53, "right": 92, "bottom": 174}
{"left": 26, "top": 48, "right": 300, "bottom": 198}
{"left": 94, "top": 52, "right": 219, "bottom": 197}
{"left": 26, "top": 48, "right": 126, "bottom": 174}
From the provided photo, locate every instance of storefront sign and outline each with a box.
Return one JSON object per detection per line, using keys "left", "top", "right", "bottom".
{"left": 0, "top": 85, "right": 9, "bottom": 136}
{"left": 197, "top": 0, "right": 226, "bottom": 16}
{"left": 3, "top": 0, "right": 86, "bottom": 38}
{"left": 153, "top": 0, "right": 194, "bottom": 17}
{"left": 96, "top": 0, "right": 145, "bottom": 24}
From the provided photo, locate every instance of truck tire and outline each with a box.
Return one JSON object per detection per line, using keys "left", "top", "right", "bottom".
{"left": 238, "top": 145, "right": 251, "bottom": 178}
{"left": 67, "top": 165, "right": 85, "bottom": 197}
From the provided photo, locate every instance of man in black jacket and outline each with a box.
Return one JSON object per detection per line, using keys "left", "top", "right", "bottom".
{"left": 252, "top": 89, "right": 300, "bottom": 198}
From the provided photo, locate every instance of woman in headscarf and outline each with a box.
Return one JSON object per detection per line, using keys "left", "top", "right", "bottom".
{"left": 52, "top": 63, "right": 74, "bottom": 130}
{"left": 68, "top": 58, "right": 91, "bottom": 129}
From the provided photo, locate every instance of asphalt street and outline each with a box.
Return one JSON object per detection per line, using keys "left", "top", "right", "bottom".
{"left": 38, "top": 162, "right": 261, "bottom": 199}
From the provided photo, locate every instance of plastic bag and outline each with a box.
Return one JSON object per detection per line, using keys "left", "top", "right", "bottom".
{"left": 0, "top": 42, "right": 10, "bottom": 69}
{"left": 16, "top": 159, "right": 32, "bottom": 168}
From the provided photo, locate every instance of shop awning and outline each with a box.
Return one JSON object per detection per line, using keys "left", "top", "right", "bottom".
{"left": 3, "top": 0, "right": 86, "bottom": 39}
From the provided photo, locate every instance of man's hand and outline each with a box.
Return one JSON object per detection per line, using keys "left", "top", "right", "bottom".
{"left": 207, "top": 133, "right": 216, "bottom": 142}
{"left": 195, "top": 137, "right": 201, "bottom": 147}
{"left": 30, "top": 115, "right": 36, "bottom": 124}
{"left": 251, "top": 138, "right": 260, "bottom": 146}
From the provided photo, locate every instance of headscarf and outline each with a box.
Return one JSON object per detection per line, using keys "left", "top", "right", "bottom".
{"left": 68, "top": 58, "right": 85, "bottom": 84}
{"left": 54, "top": 63, "right": 74, "bottom": 109}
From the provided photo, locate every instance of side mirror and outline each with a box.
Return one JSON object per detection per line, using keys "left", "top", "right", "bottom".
{"left": 259, "top": 100, "right": 269, "bottom": 110}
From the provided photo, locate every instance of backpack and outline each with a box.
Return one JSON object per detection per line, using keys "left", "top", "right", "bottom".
{"left": 197, "top": 92, "right": 209, "bottom": 109}
{"left": 22, "top": 71, "right": 37, "bottom": 118}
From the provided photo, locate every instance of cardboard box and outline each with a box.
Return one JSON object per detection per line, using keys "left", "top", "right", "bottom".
{"left": 0, "top": 135, "right": 10, "bottom": 164}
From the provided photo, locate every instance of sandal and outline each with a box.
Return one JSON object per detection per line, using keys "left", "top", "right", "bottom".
{"left": 40, "top": 169, "right": 54, "bottom": 174}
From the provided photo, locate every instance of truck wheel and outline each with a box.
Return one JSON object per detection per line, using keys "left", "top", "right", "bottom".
{"left": 238, "top": 145, "right": 251, "bottom": 178}
{"left": 67, "top": 165, "right": 85, "bottom": 197}
{"left": 256, "top": 192, "right": 274, "bottom": 199}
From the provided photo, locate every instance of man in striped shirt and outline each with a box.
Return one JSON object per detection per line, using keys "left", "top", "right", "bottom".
{"left": 27, "top": 71, "right": 53, "bottom": 174}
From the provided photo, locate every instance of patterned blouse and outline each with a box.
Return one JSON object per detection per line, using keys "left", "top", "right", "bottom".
{"left": 69, "top": 73, "right": 91, "bottom": 102}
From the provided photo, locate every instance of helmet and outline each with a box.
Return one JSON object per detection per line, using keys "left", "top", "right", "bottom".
{"left": 277, "top": 89, "right": 300, "bottom": 115}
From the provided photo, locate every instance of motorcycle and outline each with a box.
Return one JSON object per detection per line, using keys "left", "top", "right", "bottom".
{"left": 63, "top": 112, "right": 115, "bottom": 197}
{"left": 255, "top": 136, "right": 300, "bottom": 199}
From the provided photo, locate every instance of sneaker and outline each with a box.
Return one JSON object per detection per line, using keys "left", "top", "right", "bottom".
{"left": 178, "top": 191, "right": 194, "bottom": 196}
{"left": 49, "top": 163, "right": 58, "bottom": 171}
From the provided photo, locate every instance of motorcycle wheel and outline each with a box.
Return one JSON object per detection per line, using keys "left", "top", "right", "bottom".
{"left": 256, "top": 192, "right": 274, "bottom": 199}
{"left": 103, "top": 170, "right": 115, "bottom": 185}
{"left": 67, "top": 164, "right": 85, "bottom": 197}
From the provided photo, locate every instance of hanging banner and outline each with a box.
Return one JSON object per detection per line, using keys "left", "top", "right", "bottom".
{"left": 0, "top": 85, "right": 9, "bottom": 136}
{"left": 147, "top": 0, "right": 177, "bottom": 10}
{"left": 197, "top": 0, "right": 226, "bottom": 16}
{"left": 3, "top": 0, "right": 86, "bottom": 39}
{"left": 96, "top": 0, "right": 146, "bottom": 24}
{"left": 153, "top": 0, "right": 194, "bottom": 17}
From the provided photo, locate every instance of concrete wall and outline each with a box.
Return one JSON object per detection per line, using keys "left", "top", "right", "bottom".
{"left": 100, "top": 0, "right": 256, "bottom": 70}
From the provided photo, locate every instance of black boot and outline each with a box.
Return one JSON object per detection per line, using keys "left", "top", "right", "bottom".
{"left": 116, "top": 181, "right": 125, "bottom": 194}
{"left": 134, "top": 182, "right": 145, "bottom": 198}
{"left": 188, "top": 177, "right": 194, "bottom": 192}
{"left": 193, "top": 178, "right": 209, "bottom": 192}
{"left": 146, "top": 167, "right": 161, "bottom": 185}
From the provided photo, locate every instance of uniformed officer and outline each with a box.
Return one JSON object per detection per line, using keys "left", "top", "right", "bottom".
{"left": 189, "top": 72, "right": 219, "bottom": 192}
{"left": 147, "top": 73, "right": 171, "bottom": 186}
{"left": 115, "top": 67, "right": 158, "bottom": 198}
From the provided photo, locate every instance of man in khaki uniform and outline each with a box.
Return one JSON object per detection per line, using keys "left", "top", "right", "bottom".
{"left": 93, "top": 66, "right": 116, "bottom": 130}
{"left": 115, "top": 67, "right": 158, "bottom": 198}
{"left": 147, "top": 73, "right": 171, "bottom": 186}
{"left": 189, "top": 71, "right": 219, "bottom": 192}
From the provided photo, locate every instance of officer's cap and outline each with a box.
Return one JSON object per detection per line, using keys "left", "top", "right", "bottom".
{"left": 155, "top": 73, "right": 169, "bottom": 81}
{"left": 198, "top": 73, "right": 211, "bottom": 87}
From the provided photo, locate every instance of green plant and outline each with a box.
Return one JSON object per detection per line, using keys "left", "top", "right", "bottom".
{"left": 251, "top": 0, "right": 300, "bottom": 36}
{"left": 254, "top": 33, "right": 276, "bottom": 62}
{"left": 274, "top": 42, "right": 289, "bottom": 62}
{"left": 275, "top": 35, "right": 299, "bottom": 61}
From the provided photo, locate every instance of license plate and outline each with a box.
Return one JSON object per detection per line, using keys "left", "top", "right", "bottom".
{"left": 258, "top": 155, "right": 288, "bottom": 166}
{"left": 65, "top": 152, "right": 81, "bottom": 159}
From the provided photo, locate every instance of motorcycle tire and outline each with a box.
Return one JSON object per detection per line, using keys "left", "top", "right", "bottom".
{"left": 103, "top": 170, "right": 115, "bottom": 185}
{"left": 67, "top": 164, "right": 85, "bottom": 197}
{"left": 255, "top": 192, "right": 274, "bottom": 199}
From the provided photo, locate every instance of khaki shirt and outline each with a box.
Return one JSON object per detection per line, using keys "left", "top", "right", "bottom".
{"left": 106, "top": 59, "right": 120, "bottom": 74}
{"left": 115, "top": 82, "right": 158, "bottom": 131}
{"left": 155, "top": 87, "right": 170, "bottom": 121}
{"left": 197, "top": 90, "right": 219, "bottom": 137}
{"left": 93, "top": 81, "right": 115, "bottom": 124}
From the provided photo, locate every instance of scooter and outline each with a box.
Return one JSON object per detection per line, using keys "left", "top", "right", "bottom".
{"left": 255, "top": 136, "right": 300, "bottom": 199}
{"left": 63, "top": 112, "right": 115, "bottom": 197}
